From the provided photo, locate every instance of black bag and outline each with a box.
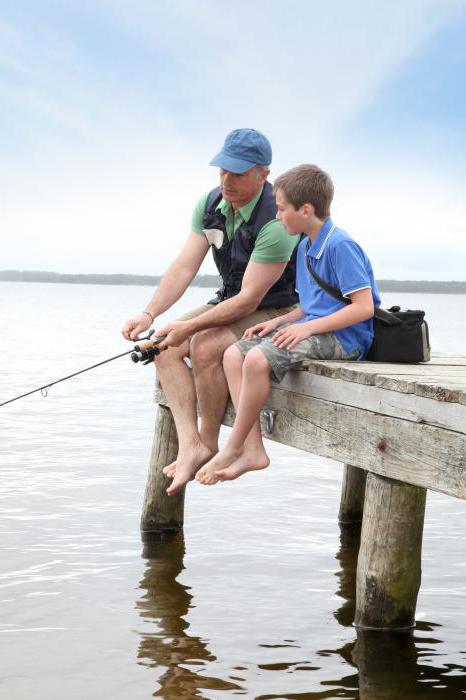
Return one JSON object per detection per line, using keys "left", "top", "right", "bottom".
{"left": 305, "top": 243, "right": 430, "bottom": 363}
{"left": 366, "top": 306, "right": 430, "bottom": 363}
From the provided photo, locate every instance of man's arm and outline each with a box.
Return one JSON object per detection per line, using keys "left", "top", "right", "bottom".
{"left": 122, "top": 231, "right": 210, "bottom": 340}
{"left": 156, "top": 259, "right": 288, "bottom": 348}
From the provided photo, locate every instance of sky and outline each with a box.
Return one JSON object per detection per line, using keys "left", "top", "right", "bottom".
{"left": 1, "top": 0, "right": 465, "bottom": 280}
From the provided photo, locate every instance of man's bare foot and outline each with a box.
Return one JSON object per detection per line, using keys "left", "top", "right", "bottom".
{"left": 166, "top": 442, "right": 215, "bottom": 495}
{"left": 215, "top": 446, "right": 270, "bottom": 482}
{"left": 163, "top": 441, "right": 218, "bottom": 480}
{"left": 195, "top": 446, "right": 242, "bottom": 485}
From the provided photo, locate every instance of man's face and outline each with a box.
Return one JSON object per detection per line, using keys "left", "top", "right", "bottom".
{"left": 220, "top": 165, "right": 268, "bottom": 208}
{"left": 275, "top": 188, "right": 305, "bottom": 235}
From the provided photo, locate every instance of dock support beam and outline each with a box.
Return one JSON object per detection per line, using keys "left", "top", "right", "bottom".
{"left": 339, "top": 464, "right": 367, "bottom": 525}
{"left": 355, "top": 473, "right": 426, "bottom": 630}
{"left": 140, "top": 404, "right": 185, "bottom": 534}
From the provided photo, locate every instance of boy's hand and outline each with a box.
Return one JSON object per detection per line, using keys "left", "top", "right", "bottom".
{"left": 272, "top": 323, "right": 312, "bottom": 350}
{"left": 242, "top": 318, "right": 282, "bottom": 339}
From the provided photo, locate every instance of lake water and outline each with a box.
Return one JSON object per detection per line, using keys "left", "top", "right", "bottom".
{"left": 1, "top": 282, "right": 465, "bottom": 700}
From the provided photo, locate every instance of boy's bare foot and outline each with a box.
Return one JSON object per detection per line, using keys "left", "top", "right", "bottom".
{"left": 215, "top": 446, "right": 270, "bottom": 482}
{"left": 195, "top": 446, "right": 242, "bottom": 485}
{"left": 162, "top": 461, "right": 177, "bottom": 478}
{"left": 166, "top": 442, "right": 215, "bottom": 495}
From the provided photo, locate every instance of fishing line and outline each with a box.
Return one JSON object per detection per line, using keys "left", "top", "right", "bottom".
{"left": 1, "top": 331, "right": 165, "bottom": 407}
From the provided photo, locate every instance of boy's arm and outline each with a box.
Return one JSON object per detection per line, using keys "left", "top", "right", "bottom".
{"left": 273, "top": 288, "right": 374, "bottom": 349}
{"left": 269, "top": 306, "right": 305, "bottom": 326}
{"left": 242, "top": 305, "right": 305, "bottom": 339}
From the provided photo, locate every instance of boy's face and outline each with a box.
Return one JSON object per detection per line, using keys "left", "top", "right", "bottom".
{"left": 275, "top": 188, "right": 306, "bottom": 235}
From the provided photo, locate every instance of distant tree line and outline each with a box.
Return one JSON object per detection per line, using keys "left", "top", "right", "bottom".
{"left": 0, "top": 270, "right": 221, "bottom": 287}
{"left": 1, "top": 270, "right": 465, "bottom": 294}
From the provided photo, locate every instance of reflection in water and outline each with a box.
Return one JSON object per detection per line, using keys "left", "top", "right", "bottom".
{"left": 135, "top": 526, "right": 466, "bottom": 699}
{"left": 319, "top": 525, "right": 466, "bottom": 700}
{"left": 135, "top": 532, "right": 241, "bottom": 699}
{"left": 333, "top": 524, "right": 360, "bottom": 628}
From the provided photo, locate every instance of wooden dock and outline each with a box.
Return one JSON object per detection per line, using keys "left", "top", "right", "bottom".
{"left": 141, "top": 352, "right": 466, "bottom": 631}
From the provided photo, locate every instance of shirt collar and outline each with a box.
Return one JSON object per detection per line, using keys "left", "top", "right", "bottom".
{"left": 219, "top": 187, "right": 263, "bottom": 222}
{"left": 307, "top": 217, "right": 335, "bottom": 260}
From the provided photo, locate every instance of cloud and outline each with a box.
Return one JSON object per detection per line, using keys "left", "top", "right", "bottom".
{"left": 334, "top": 164, "right": 465, "bottom": 280}
{"left": 1, "top": 0, "right": 465, "bottom": 279}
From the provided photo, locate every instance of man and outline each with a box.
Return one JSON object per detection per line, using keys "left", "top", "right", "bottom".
{"left": 122, "top": 128, "right": 297, "bottom": 495}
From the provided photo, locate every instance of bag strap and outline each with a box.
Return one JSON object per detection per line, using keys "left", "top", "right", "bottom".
{"left": 305, "top": 238, "right": 402, "bottom": 327}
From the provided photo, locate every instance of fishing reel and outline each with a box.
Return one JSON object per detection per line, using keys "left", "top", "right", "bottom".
{"left": 131, "top": 330, "right": 167, "bottom": 365}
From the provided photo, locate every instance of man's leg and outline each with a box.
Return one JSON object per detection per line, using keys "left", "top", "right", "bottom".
{"left": 154, "top": 341, "right": 214, "bottom": 495}
{"left": 190, "top": 325, "right": 238, "bottom": 451}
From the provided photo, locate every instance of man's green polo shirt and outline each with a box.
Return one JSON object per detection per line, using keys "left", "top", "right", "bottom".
{"left": 191, "top": 187, "right": 297, "bottom": 263}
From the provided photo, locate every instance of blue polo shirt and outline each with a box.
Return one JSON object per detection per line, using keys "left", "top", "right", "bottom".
{"left": 295, "top": 218, "right": 381, "bottom": 359}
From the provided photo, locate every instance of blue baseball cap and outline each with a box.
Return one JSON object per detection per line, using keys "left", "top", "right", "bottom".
{"left": 209, "top": 128, "right": 272, "bottom": 174}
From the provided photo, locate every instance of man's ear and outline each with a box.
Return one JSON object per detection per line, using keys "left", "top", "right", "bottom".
{"left": 256, "top": 166, "right": 269, "bottom": 183}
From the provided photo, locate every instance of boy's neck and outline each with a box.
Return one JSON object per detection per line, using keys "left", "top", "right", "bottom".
{"left": 303, "top": 216, "right": 328, "bottom": 242}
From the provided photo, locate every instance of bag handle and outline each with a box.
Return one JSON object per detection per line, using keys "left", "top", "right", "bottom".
{"left": 305, "top": 238, "right": 402, "bottom": 327}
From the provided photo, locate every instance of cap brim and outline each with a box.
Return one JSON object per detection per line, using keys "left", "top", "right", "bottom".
{"left": 209, "top": 152, "right": 255, "bottom": 174}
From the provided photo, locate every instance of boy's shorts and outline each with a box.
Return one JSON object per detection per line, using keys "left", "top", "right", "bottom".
{"left": 235, "top": 323, "right": 360, "bottom": 383}
{"left": 177, "top": 304, "right": 296, "bottom": 340}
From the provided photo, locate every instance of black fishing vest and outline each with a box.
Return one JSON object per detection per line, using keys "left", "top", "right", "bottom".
{"left": 202, "top": 181, "right": 298, "bottom": 309}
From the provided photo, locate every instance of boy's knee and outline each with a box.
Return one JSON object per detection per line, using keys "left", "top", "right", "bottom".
{"left": 243, "top": 347, "right": 270, "bottom": 374}
{"left": 223, "top": 344, "right": 243, "bottom": 369}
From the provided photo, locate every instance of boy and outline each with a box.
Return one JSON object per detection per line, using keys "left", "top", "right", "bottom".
{"left": 195, "top": 164, "right": 380, "bottom": 485}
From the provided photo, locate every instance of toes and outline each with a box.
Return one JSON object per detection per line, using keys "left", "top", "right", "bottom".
{"left": 166, "top": 479, "right": 184, "bottom": 495}
{"left": 162, "top": 462, "right": 176, "bottom": 476}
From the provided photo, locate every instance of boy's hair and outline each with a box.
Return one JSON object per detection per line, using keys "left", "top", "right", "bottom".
{"left": 274, "top": 164, "right": 334, "bottom": 219}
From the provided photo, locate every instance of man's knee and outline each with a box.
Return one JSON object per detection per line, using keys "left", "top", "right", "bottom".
{"left": 191, "top": 327, "right": 236, "bottom": 370}
{"left": 154, "top": 340, "right": 189, "bottom": 368}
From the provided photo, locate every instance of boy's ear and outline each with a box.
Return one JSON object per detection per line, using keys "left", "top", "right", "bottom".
{"left": 301, "top": 202, "right": 315, "bottom": 217}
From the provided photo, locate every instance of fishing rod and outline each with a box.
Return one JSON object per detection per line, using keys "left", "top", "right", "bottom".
{"left": 0, "top": 331, "right": 166, "bottom": 407}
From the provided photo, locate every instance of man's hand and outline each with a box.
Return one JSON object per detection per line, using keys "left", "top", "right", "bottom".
{"left": 122, "top": 314, "right": 153, "bottom": 341}
{"left": 272, "top": 322, "right": 313, "bottom": 350}
{"left": 155, "top": 320, "right": 192, "bottom": 350}
{"left": 242, "top": 317, "right": 283, "bottom": 340}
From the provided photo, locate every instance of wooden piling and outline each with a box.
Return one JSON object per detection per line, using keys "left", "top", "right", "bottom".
{"left": 355, "top": 473, "right": 426, "bottom": 630}
{"left": 140, "top": 405, "right": 185, "bottom": 534}
{"left": 338, "top": 464, "right": 367, "bottom": 525}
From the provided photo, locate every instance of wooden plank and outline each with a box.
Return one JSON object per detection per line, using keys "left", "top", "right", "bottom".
{"left": 373, "top": 375, "right": 466, "bottom": 400}
{"left": 279, "top": 371, "right": 466, "bottom": 433}
{"left": 295, "top": 355, "right": 466, "bottom": 401}
{"left": 220, "top": 389, "right": 466, "bottom": 499}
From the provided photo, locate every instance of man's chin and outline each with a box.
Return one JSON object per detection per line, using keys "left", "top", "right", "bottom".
{"left": 221, "top": 191, "right": 237, "bottom": 202}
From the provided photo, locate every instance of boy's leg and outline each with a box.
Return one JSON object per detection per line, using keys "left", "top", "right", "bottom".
{"left": 196, "top": 345, "right": 272, "bottom": 484}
